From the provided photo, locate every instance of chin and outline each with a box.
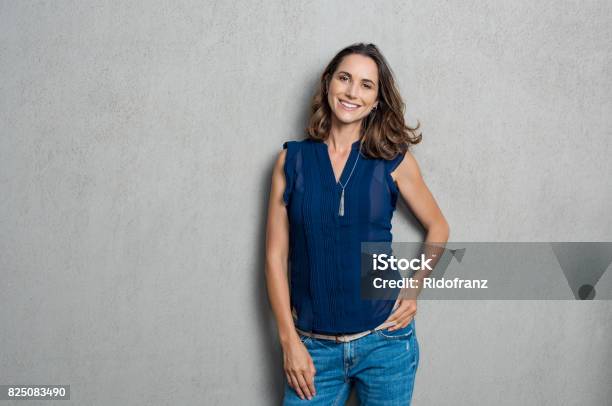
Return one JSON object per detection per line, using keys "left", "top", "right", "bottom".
{"left": 331, "top": 113, "right": 351, "bottom": 124}
{"left": 333, "top": 111, "right": 362, "bottom": 124}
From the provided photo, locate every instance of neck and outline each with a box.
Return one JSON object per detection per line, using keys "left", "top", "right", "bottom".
{"left": 327, "top": 119, "right": 362, "bottom": 153}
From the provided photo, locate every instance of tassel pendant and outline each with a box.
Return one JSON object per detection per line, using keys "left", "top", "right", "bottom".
{"left": 339, "top": 188, "right": 345, "bottom": 216}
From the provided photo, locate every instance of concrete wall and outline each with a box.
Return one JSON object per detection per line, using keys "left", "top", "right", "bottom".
{"left": 1, "top": 1, "right": 610, "bottom": 404}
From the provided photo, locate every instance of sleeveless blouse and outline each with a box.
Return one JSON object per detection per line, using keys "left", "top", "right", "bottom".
{"left": 283, "top": 138, "right": 406, "bottom": 334}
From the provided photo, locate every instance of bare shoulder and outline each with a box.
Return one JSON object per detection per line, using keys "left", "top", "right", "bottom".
{"left": 390, "top": 149, "right": 422, "bottom": 182}
{"left": 275, "top": 148, "right": 287, "bottom": 171}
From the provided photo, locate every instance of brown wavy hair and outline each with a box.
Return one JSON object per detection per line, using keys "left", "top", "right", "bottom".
{"left": 305, "top": 43, "right": 422, "bottom": 160}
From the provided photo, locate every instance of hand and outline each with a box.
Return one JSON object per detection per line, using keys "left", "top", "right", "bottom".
{"left": 384, "top": 298, "right": 417, "bottom": 331}
{"left": 282, "top": 336, "right": 317, "bottom": 400}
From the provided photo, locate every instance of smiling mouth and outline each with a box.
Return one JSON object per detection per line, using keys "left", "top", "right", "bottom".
{"left": 339, "top": 99, "right": 360, "bottom": 110}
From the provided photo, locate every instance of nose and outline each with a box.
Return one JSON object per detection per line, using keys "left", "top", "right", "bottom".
{"left": 346, "top": 81, "right": 360, "bottom": 99}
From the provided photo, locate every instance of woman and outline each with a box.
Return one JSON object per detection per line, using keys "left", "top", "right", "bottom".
{"left": 265, "top": 43, "right": 449, "bottom": 405}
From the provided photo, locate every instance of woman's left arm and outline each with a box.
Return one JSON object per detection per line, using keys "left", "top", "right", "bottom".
{"left": 384, "top": 150, "right": 450, "bottom": 330}
{"left": 392, "top": 150, "right": 450, "bottom": 239}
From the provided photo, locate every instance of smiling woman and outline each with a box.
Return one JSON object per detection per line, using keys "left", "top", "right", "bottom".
{"left": 265, "top": 43, "right": 450, "bottom": 405}
{"left": 307, "top": 45, "right": 422, "bottom": 160}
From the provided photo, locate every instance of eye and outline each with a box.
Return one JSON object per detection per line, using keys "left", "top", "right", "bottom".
{"left": 363, "top": 83, "right": 372, "bottom": 89}
{"left": 339, "top": 74, "right": 349, "bottom": 81}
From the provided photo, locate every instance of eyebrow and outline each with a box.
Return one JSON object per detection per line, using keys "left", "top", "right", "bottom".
{"left": 337, "top": 71, "right": 376, "bottom": 86}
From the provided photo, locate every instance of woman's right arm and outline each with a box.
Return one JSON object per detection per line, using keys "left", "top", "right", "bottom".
{"left": 265, "top": 148, "right": 316, "bottom": 401}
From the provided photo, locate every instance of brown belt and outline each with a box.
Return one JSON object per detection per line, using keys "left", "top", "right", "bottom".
{"left": 292, "top": 301, "right": 399, "bottom": 343}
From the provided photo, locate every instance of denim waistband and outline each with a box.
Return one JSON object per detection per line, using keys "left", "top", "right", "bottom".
{"left": 293, "top": 300, "right": 401, "bottom": 343}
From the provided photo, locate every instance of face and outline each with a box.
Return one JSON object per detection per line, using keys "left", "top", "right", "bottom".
{"left": 326, "top": 53, "right": 379, "bottom": 125}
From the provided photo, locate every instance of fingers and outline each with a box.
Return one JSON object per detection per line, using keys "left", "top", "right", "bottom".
{"left": 305, "top": 361, "right": 316, "bottom": 397}
{"left": 386, "top": 300, "right": 417, "bottom": 331}
{"left": 296, "top": 373, "right": 314, "bottom": 400}
{"left": 286, "top": 364, "right": 316, "bottom": 400}
{"left": 388, "top": 314, "right": 414, "bottom": 330}
{"left": 288, "top": 370, "right": 315, "bottom": 400}
{"left": 388, "top": 311, "right": 415, "bottom": 330}
{"left": 287, "top": 372, "right": 305, "bottom": 400}
{"left": 389, "top": 298, "right": 413, "bottom": 317}
{"left": 286, "top": 372, "right": 296, "bottom": 394}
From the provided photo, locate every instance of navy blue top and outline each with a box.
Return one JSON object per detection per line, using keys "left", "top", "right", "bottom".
{"left": 283, "top": 138, "right": 406, "bottom": 334}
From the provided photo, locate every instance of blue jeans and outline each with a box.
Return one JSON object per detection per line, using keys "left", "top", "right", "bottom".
{"left": 283, "top": 319, "right": 420, "bottom": 405}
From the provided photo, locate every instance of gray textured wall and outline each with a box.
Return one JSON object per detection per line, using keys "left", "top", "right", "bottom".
{"left": 1, "top": 1, "right": 611, "bottom": 405}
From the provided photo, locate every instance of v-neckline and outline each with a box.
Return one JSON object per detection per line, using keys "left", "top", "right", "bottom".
{"left": 320, "top": 139, "right": 361, "bottom": 186}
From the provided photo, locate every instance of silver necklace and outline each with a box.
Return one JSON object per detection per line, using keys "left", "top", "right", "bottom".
{"left": 337, "top": 142, "right": 362, "bottom": 216}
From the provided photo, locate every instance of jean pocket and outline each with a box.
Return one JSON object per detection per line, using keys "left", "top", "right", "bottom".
{"left": 374, "top": 321, "right": 414, "bottom": 340}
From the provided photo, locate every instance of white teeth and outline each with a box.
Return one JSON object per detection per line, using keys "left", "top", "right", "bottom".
{"left": 340, "top": 100, "right": 359, "bottom": 109}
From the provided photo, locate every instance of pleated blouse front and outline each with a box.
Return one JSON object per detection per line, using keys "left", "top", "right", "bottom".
{"left": 283, "top": 138, "right": 405, "bottom": 334}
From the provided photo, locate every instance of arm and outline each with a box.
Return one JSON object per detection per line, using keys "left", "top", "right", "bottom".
{"left": 384, "top": 150, "right": 450, "bottom": 330}
{"left": 265, "top": 149, "right": 316, "bottom": 400}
